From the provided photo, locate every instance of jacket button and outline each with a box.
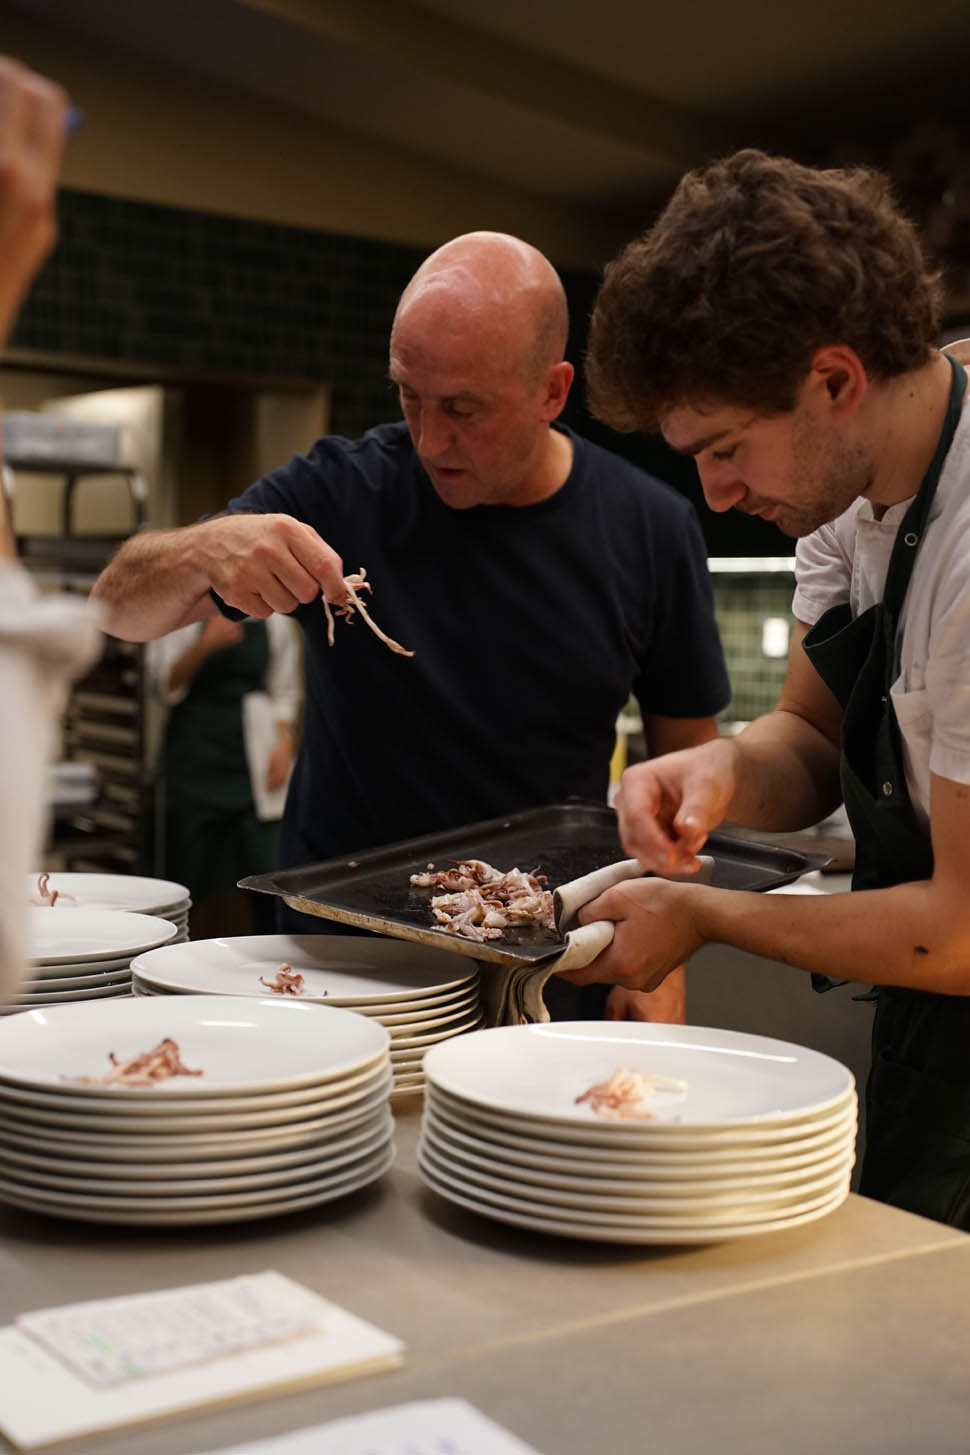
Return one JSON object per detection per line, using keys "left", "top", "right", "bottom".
{"left": 882, "top": 781, "right": 894, "bottom": 797}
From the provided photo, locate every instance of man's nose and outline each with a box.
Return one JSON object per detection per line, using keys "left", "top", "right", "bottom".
{"left": 416, "top": 405, "right": 452, "bottom": 458}
{"left": 696, "top": 460, "right": 746, "bottom": 514}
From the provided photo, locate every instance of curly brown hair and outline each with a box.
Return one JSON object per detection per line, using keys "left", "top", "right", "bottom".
{"left": 586, "top": 149, "right": 942, "bottom": 434}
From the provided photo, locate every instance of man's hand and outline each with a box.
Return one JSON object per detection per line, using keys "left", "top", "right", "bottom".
{"left": 200, "top": 514, "right": 347, "bottom": 619}
{"left": 560, "top": 878, "right": 705, "bottom": 993}
{"left": 92, "top": 513, "right": 349, "bottom": 642}
{"left": 604, "top": 968, "right": 686, "bottom": 1023}
{"left": 615, "top": 736, "right": 739, "bottom": 873}
{"left": 0, "top": 56, "right": 68, "bottom": 347}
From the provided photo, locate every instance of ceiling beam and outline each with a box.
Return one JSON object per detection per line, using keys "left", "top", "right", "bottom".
{"left": 234, "top": 0, "right": 735, "bottom": 166}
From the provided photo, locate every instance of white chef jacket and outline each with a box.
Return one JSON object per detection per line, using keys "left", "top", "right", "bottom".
{"left": 793, "top": 392, "right": 970, "bottom": 833}
{"left": 0, "top": 565, "right": 101, "bottom": 1003}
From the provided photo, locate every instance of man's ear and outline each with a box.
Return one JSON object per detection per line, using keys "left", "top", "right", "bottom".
{"left": 806, "top": 345, "right": 868, "bottom": 419}
{"left": 542, "top": 361, "right": 575, "bottom": 421}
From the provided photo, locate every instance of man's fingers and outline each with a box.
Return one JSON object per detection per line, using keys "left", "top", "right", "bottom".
{"left": 19, "top": 66, "right": 68, "bottom": 172}
{"left": 288, "top": 526, "right": 347, "bottom": 603}
{"left": 206, "top": 515, "right": 344, "bottom": 611}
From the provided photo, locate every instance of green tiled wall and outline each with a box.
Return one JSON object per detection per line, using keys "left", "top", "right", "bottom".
{"left": 14, "top": 189, "right": 429, "bottom": 439}
{"left": 14, "top": 189, "right": 602, "bottom": 446}
{"left": 711, "top": 573, "right": 796, "bottom": 724}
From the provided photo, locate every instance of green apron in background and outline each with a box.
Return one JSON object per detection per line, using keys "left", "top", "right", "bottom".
{"left": 163, "top": 619, "right": 279, "bottom": 904}
{"left": 803, "top": 357, "right": 970, "bottom": 1228}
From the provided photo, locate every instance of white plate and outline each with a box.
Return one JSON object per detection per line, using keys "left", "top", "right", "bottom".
{"left": 372, "top": 992, "right": 481, "bottom": 1028}
{"left": 130, "top": 975, "right": 478, "bottom": 1017}
{"left": 5, "top": 1118, "right": 394, "bottom": 1197}
{"left": 426, "top": 1080, "right": 857, "bottom": 1150}
{"left": 0, "top": 1108, "right": 392, "bottom": 1180}
{"left": 0, "top": 995, "right": 390, "bottom": 1096}
{"left": 3, "top": 1141, "right": 394, "bottom": 1212}
{"left": 423, "top": 1107, "right": 857, "bottom": 1194}
{"left": 0, "top": 1143, "right": 396, "bottom": 1226}
{"left": 424, "top": 1094, "right": 855, "bottom": 1175}
{"left": 418, "top": 1140, "right": 851, "bottom": 1225}
{"left": 19, "top": 966, "right": 135, "bottom": 991}
{"left": 0, "top": 1087, "right": 391, "bottom": 1161}
{"left": 419, "top": 1142, "right": 851, "bottom": 1227}
{"left": 0, "top": 1057, "right": 390, "bottom": 1117}
{"left": 28, "top": 873, "right": 190, "bottom": 915}
{"left": 425, "top": 1023, "right": 855, "bottom": 1131}
{"left": 29, "top": 910, "right": 178, "bottom": 965}
{"left": 12, "top": 981, "right": 132, "bottom": 1004}
{"left": 420, "top": 1131, "right": 854, "bottom": 1214}
{"left": 29, "top": 957, "right": 137, "bottom": 981}
{"left": 417, "top": 1154, "right": 849, "bottom": 1245}
{"left": 0, "top": 1067, "right": 393, "bottom": 1134}
{"left": 129, "top": 935, "right": 478, "bottom": 1002}
{"left": 387, "top": 1012, "right": 484, "bottom": 1050}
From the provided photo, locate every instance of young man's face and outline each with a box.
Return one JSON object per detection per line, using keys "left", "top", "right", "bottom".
{"left": 660, "top": 392, "right": 872, "bottom": 538}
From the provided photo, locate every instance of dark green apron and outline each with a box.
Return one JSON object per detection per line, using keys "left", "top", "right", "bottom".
{"left": 802, "top": 356, "right": 970, "bottom": 1227}
{"left": 163, "top": 619, "right": 279, "bottom": 903}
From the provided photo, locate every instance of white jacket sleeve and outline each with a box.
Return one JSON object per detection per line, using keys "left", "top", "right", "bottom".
{"left": 265, "top": 614, "right": 303, "bottom": 727}
{"left": 145, "top": 622, "right": 204, "bottom": 707}
{"left": 0, "top": 565, "right": 102, "bottom": 1004}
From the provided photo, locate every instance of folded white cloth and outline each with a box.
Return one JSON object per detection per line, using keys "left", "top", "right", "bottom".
{"left": 0, "top": 565, "right": 102, "bottom": 1004}
{"left": 478, "top": 855, "right": 716, "bottom": 1026}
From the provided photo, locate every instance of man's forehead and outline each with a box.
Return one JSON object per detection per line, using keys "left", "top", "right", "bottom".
{"left": 660, "top": 401, "right": 763, "bottom": 454}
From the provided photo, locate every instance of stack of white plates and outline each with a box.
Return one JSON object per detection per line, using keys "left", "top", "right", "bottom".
{"left": 28, "top": 872, "right": 191, "bottom": 940}
{"left": 129, "top": 935, "right": 483, "bottom": 1095}
{"left": 5, "top": 909, "right": 179, "bottom": 1014}
{"left": 0, "top": 995, "right": 394, "bottom": 1226}
{"left": 419, "top": 1022, "right": 858, "bottom": 1244}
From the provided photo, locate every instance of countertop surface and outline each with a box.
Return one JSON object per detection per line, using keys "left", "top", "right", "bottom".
{"left": 1, "top": 1106, "right": 969, "bottom": 1454}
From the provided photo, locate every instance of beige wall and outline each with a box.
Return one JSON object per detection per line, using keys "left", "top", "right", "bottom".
{"left": 4, "top": 11, "right": 618, "bottom": 271}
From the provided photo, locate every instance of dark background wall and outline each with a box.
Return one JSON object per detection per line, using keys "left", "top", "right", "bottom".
{"left": 12, "top": 186, "right": 790, "bottom": 556}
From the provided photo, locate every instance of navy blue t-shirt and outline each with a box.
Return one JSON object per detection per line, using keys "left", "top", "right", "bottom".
{"left": 220, "top": 422, "right": 729, "bottom": 869}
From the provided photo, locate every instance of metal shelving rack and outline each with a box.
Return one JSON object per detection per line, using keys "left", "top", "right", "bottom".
{"left": 2, "top": 458, "right": 153, "bottom": 872}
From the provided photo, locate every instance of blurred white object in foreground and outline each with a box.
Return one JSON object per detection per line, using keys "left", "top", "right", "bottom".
{"left": 0, "top": 563, "right": 101, "bottom": 1004}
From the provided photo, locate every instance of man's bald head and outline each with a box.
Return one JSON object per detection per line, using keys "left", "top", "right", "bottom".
{"left": 392, "top": 231, "right": 568, "bottom": 384}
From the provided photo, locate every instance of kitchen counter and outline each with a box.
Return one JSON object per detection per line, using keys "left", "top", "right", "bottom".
{"left": 1, "top": 1107, "right": 968, "bottom": 1454}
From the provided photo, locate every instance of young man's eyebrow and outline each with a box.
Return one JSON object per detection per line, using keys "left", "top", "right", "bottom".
{"left": 669, "top": 428, "right": 733, "bottom": 458}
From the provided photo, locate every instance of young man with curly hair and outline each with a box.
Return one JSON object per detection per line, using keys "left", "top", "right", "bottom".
{"left": 568, "top": 149, "right": 970, "bottom": 1227}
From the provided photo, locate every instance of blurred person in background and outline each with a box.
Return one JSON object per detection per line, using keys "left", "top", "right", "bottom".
{"left": 147, "top": 613, "right": 301, "bottom": 938}
{"left": 0, "top": 56, "right": 100, "bottom": 1002}
{"left": 92, "top": 230, "right": 731, "bottom": 1024}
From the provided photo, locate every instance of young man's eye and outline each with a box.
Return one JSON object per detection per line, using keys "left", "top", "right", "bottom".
{"left": 711, "top": 445, "right": 736, "bottom": 462}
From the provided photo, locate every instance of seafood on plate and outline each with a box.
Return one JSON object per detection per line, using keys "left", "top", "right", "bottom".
{"left": 575, "top": 1066, "right": 688, "bottom": 1120}
{"left": 30, "top": 871, "right": 76, "bottom": 907}
{"left": 63, "top": 1037, "right": 203, "bottom": 1088}
{"left": 323, "top": 567, "right": 414, "bottom": 657}
{"left": 259, "top": 963, "right": 306, "bottom": 996}
{"left": 409, "top": 858, "right": 555, "bottom": 944}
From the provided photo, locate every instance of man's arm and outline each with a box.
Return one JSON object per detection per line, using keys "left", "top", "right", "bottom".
{"left": 616, "top": 622, "right": 843, "bottom": 872}
{"left": 0, "top": 56, "right": 66, "bottom": 346}
{"left": 570, "top": 765, "right": 970, "bottom": 996}
{"left": 91, "top": 513, "right": 348, "bottom": 642}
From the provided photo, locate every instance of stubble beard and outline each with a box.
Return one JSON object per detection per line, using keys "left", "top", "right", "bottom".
{"left": 774, "top": 419, "right": 873, "bottom": 538}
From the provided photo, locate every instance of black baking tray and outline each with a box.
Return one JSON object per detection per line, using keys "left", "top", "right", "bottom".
{"left": 240, "top": 803, "right": 829, "bottom": 967}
